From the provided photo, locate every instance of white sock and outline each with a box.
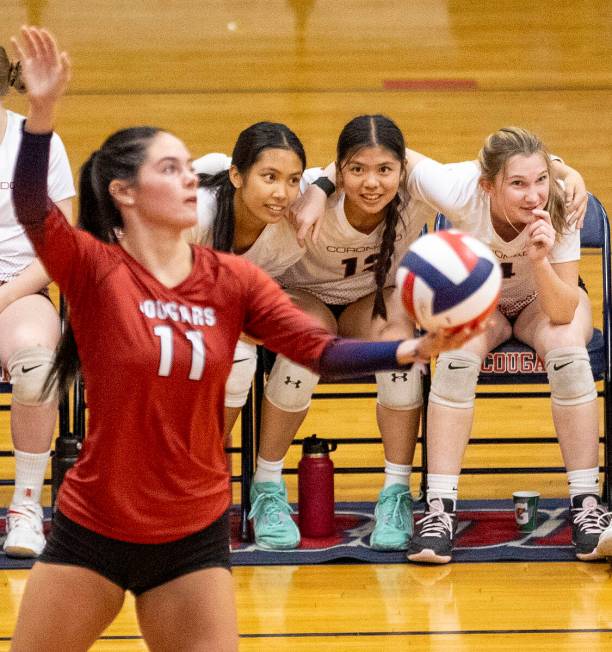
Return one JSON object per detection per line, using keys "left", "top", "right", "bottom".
{"left": 427, "top": 473, "right": 459, "bottom": 510}
{"left": 567, "top": 467, "right": 600, "bottom": 500}
{"left": 254, "top": 456, "right": 284, "bottom": 485}
{"left": 11, "top": 449, "right": 50, "bottom": 507}
{"left": 383, "top": 459, "right": 411, "bottom": 490}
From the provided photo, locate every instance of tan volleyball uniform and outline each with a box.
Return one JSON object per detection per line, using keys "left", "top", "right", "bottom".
{"left": 408, "top": 158, "right": 579, "bottom": 317}
{"left": 277, "top": 167, "right": 432, "bottom": 304}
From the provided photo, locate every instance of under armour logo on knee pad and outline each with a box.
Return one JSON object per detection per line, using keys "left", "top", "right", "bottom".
{"left": 391, "top": 372, "right": 409, "bottom": 382}
{"left": 284, "top": 377, "right": 302, "bottom": 388}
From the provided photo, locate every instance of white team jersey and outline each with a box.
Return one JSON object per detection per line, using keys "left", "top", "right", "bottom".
{"left": 0, "top": 110, "right": 75, "bottom": 280}
{"left": 408, "top": 158, "right": 580, "bottom": 317}
{"left": 277, "top": 168, "right": 433, "bottom": 304}
{"left": 190, "top": 153, "right": 305, "bottom": 278}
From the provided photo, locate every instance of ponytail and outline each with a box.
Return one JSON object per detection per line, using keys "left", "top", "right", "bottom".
{"left": 336, "top": 115, "right": 407, "bottom": 320}
{"left": 44, "top": 127, "right": 161, "bottom": 399}
{"left": 197, "top": 122, "right": 307, "bottom": 254}
{"left": 199, "top": 171, "right": 236, "bottom": 252}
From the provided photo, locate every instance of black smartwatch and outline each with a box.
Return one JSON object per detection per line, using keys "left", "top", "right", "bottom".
{"left": 312, "top": 176, "right": 336, "bottom": 197}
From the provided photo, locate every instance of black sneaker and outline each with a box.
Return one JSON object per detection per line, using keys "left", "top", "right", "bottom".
{"left": 406, "top": 498, "right": 457, "bottom": 564}
{"left": 570, "top": 493, "right": 607, "bottom": 561}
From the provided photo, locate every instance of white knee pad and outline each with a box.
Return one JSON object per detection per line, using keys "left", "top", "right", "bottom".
{"left": 7, "top": 347, "right": 56, "bottom": 406}
{"left": 429, "top": 351, "right": 482, "bottom": 409}
{"left": 545, "top": 346, "right": 597, "bottom": 406}
{"left": 376, "top": 366, "right": 423, "bottom": 410}
{"left": 264, "top": 354, "right": 320, "bottom": 412}
{"left": 225, "top": 340, "right": 258, "bottom": 408}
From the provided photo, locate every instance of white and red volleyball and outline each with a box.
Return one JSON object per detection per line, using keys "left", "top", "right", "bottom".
{"left": 396, "top": 230, "right": 502, "bottom": 332}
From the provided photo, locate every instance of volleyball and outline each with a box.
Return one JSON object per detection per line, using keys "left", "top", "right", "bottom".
{"left": 396, "top": 230, "right": 502, "bottom": 332}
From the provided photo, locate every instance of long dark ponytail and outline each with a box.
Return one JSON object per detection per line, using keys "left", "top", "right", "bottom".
{"left": 43, "top": 127, "right": 162, "bottom": 399}
{"left": 199, "top": 122, "right": 306, "bottom": 252}
{"left": 336, "top": 115, "right": 407, "bottom": 320}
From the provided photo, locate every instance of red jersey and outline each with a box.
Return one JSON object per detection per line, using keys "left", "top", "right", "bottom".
{"left": 35, "top": 207, "right": 334, "bottom": 543}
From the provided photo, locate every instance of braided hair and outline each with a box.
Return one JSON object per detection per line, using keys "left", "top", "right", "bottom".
{"left": 43, "top": 127, "right": 163, "bottom": 399}
{"left": 337, "top": 115, "right": 407, "bottom": 320}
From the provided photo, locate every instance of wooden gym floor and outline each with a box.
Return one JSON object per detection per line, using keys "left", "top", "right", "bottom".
{"left": 1, "top": 1, "right": 612, "bottom": 649}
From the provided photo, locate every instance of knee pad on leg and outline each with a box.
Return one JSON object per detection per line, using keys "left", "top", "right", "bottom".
{"left": 225, "top": 340, "right": 258, "bottom": 408}
{"left": 429, "top": 351, "right": 481, "bottom": 409}
{"left": 264, "top": 354, "right": 320, "bottom": 412}
{"left": 545, "top": 346, "right": 597, "bottom": 406}
{"left": 375, "top": 366, "right": 423, "bottom": 410}
{"left": 7, "top": 347, "right": 56, "bottom": 406}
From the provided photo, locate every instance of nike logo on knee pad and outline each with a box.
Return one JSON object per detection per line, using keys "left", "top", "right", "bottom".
{"left": 21, "top": 365, "right": 43, "bottom": 374}
{"left": 553, "top": 362, "right": 573, "bottom": 371}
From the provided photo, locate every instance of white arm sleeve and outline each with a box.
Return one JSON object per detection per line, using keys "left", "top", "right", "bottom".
{"left": 193, "top": 153, "right": 232, "bottom": 175}
{"left": 407, "top": 158, "right": 483, "bottom": 222}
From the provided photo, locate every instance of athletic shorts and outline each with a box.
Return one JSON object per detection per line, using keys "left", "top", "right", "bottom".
{"left": 499, "top": 277, "right": 588, "bottom": 321}
{"left": 324, "top": 302, "right": 350, "bottom": 320}
{"left": 39, "top": 509, "right": 231, "bottom": 596}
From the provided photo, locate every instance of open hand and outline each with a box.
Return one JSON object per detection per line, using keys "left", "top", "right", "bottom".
{"left": 396, "top": 321, "right": 487, "bottom": 365}
{"left": 11, "top": 26, "right": 70, "bottom": 108}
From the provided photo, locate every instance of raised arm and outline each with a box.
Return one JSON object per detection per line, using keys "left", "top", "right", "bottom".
{"left": 11, "top": 27, "right": 70, "bottom": 135}
{"left": 11, "top": 27, "right": 71, "bottom": 232}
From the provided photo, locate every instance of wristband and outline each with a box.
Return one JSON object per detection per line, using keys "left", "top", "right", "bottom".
{"left": 312, "top": 176, "right": 335, "bottom": 197}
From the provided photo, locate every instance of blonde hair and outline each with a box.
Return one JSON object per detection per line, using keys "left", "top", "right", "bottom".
{"left": 478, "top": 126, "right": 566, "bottom": 236}
{"left": 0, "top": 47, "right": 26, "bottom": 97}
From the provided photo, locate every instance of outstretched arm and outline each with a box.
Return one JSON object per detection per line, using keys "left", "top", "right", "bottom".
{"left": 11, "top": 27, "right": 70, "bottom": 135}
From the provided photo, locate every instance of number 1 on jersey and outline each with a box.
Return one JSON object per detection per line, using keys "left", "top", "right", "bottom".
{"left": 153, "top": 325, "right": 205, "bottom": 380}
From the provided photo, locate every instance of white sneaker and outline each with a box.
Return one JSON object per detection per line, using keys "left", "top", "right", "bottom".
{"left": 3, "top": 501, "right": 45, "bottom": 558}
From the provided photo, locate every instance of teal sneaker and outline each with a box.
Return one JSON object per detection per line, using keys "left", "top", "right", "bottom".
{"left": 248, "top": 480, "right": 301, "bottom": 550}
{"left": 370, "top": 484, "right": 414, "bottom": 551}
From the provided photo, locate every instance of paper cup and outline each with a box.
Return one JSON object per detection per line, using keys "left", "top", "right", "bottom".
{"left": 512, "top": 491, "right": 540, "bottom": 532}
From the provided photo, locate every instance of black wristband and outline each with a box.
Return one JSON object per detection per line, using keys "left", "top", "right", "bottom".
{"left": 312, "top": 176, "right": 336, "bottom": 197}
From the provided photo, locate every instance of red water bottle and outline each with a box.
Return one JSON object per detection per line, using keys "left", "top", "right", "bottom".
{"left": 298, "top": 434, "right": 337, "bottom": 538}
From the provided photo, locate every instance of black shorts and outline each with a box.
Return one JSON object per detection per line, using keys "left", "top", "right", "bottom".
{"left": 39, "top": 509, "right": 231, "bottom": 596}
{"left": 325, "top": 303, "right": 350, "bottom": 320}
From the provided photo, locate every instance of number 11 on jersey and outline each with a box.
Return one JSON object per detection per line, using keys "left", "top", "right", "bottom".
{"left": 153, "top": 325, "right": 206, "bottom": 380}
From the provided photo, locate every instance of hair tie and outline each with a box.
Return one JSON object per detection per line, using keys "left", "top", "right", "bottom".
{"left": 9, "top": 61, "right": 26, "bottom": 93}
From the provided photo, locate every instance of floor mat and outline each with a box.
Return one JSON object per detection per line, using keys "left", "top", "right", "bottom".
{"left": 0, "top": 499, "right": 599, "bottom": 569}
{"left": 229, "top": 498, "right": 594, "bottom": 565}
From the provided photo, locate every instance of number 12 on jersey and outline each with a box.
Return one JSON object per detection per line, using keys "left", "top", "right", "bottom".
{"left": 153, "top": 325, "right": 205, "bottom": 380}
